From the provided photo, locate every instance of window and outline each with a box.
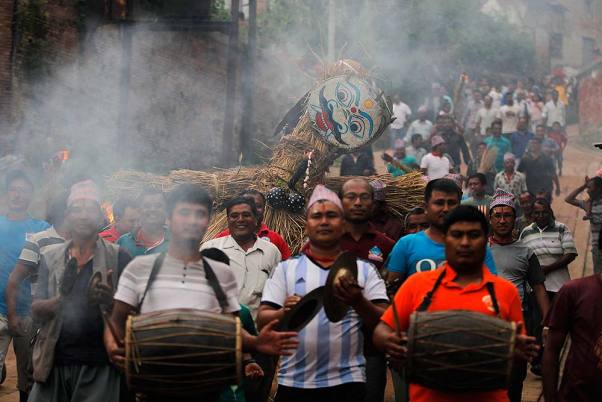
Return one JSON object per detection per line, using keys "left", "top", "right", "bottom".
{"left": 583, "top": 37, "right": 596, "bottom": 65}
{"left": 550, "top": 33, "right": 563, "bottom": 59}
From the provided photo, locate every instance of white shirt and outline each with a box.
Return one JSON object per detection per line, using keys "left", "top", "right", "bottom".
{"left": 390, "top": 102, "right": 412, "bottom": 129}
{"left": 261, "top": 254, "right": 388, "bottom": 388}
{"left": 406, "top": 119, "right": 433, "bottom": 141}
{"left": 475, "top": 107, "right": 499, "bottom": 136}
{"left": 499, "top": 104, "right": 521, "bottom": 134}
{"left": 114, "top": 254, "right": 240, "bottom": 314}
{"left": 543, "top": 100, "right": 566, "bottom": 127}
{"left": 202, "top": 236, "right": 281, "bottom": 315}
{"left": 420, "top": 153, "right": 450, "bottom": 180}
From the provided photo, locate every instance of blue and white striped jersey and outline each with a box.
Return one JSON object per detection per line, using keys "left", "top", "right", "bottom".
{"left": 261, "top": 253, "right": 388, "bottom": 389}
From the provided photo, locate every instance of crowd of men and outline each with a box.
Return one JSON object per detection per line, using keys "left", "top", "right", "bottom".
{"left": 0, "top": 139, "right": 599, "bottom": 402}
{"left": 344, "top": 77, "right": 569, "bottom": 207}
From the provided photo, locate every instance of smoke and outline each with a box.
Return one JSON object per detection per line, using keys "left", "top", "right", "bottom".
{"left": 5, "top": 0, "right": 535, "bottom": 187}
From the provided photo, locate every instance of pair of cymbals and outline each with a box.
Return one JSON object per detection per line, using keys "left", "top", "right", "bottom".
{"left": 279, "top": 252, "right": 358, "bottom": 332}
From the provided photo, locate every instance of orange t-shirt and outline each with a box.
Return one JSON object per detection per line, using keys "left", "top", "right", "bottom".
{"left": 381, "top": 264, "right": 524, "bottom": 402}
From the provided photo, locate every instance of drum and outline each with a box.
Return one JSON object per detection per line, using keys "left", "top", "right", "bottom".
{"left": 406, "top": 310, "right": 516, "bottom": 392}
{"left": 125, "top": 308, "right": 242, "bottom": 398}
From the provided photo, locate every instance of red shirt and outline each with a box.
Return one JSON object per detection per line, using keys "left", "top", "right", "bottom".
{"left": 216, "top": 223, "right": 291, "bottom": 260}
{"left": 547, "top": 275, "right": 602, "bottom": 401}
{"left": 340, "top": 224, "right": 395, "bottom": 272}
{"left": 99, "top": 225, "right": 122, "bottom": 243}
{"left": 381, "top": 263, "right": 524, "bottom": 402}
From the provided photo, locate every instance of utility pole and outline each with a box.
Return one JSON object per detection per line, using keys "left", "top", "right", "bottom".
{"left": 328, "top": 0, "right": 336, "bottom": 62}
{"left": 222, "top": 0, "right": 240, "bottom": 166}
{"left": 240, "top": 0, "right": 257, "bottom": 165}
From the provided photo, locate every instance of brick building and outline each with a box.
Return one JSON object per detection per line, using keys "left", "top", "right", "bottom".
{"left": 576, "top": 59, "right": 602, "bottom": 138}
{"left": 481, "top": 0, "right": 602, "bottom": 75}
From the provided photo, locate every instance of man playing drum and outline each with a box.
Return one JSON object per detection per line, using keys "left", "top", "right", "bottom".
{"left": 29, "top": 180, "right": 132, "bottom": 402}
{"left": 257, "top": 185, "right": 389, "bottom": 402}
{"left": 373, "top": 205, "right": 538, "bottom": 402}
{"left": 105, "top": 184, "right": 299, "bottom": 400}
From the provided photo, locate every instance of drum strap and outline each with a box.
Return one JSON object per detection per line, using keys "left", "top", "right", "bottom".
{"left": 416, "top": 269, "right": 446, "bottom": 312}
{"left": 137, "top": 252, "right": 229, "bottom": 312}
{"left": 138, "top": 252, "right": 167, "bottom": 312}
{"left": 485, "top": 282, "right": 501, "bottom": 316}
{"left": 201, "top": 258, "right": 229, "bottom": 311}
{"left": 417, "top": 269, "right": 501, "bottom": 316}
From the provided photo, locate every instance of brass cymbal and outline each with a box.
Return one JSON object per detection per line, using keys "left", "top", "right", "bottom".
{"left": 279, "top": 286, "right": 325, "bottom": 332}
{"left": 323, "top": 251, "right": 358, "bottom": 322}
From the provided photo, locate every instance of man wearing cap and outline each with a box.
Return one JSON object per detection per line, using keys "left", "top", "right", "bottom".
{"left": 28, "top": 180, "right": 132, "bottom": 402}
{"left": 420, "top": 136, "right": 451, "bottom": 180}
{"left": 258, "top": 185, "right": 389, "bottom": 402}
{"left": 488, "top": 189, "right": 550, "bottom": 402}
{"left": 494, "top": 153, "right": 527, "bottom": 201}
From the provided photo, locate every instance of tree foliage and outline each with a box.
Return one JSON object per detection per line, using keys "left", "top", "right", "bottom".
{"left": 259, "top": 0, "right": 535, "bottom": 96}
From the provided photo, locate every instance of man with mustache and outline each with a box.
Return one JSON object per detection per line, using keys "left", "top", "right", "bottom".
{"left": 488, "top": 189, "right": 550, "bottom": 402}
{"left": 215, "top": 189, "right": 291, "bottom": 260}
{"left": 258, "top": 185, "right": 388, "bottom": 402}
{"left": 202, "top": 196, "right": 281, "bottom": 316}
{"left": 339, "top": 178, "right": 394, "bottom": 402}
{"left": 117, "top": 188, "right": 169, "bottom": 257}
{"left": 29, "top": 180, "right": 131, "bottom": 402}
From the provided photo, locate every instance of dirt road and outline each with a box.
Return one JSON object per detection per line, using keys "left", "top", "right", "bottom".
{"left": 0, "top": 128, "right": 599, "bottom": 401}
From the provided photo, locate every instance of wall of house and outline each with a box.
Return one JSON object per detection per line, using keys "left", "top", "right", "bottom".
{"left": 578, "top": 64, "right": 602, "bottom": 135}
{"left": 0, "top": 0, "right": 15, "bottom": 131}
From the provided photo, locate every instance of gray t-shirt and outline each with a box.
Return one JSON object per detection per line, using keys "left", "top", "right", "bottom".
{"left": 490, "top": 240, "right": 545, "bottom": 301}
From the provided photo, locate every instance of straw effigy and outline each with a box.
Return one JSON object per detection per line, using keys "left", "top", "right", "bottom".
{"left": 107, "top": 60, "right": 426, "bottom": 253}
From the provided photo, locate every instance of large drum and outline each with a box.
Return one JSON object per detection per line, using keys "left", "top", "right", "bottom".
{"left": 125, "top": 309, "right": 242, "bottom": 398}
{"left": 406, "top": 310, "right": 516, "bottom": 392}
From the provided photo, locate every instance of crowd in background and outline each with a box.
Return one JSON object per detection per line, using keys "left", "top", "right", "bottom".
{"left": 0, "top": 72, "right": 599, "bottom": 402}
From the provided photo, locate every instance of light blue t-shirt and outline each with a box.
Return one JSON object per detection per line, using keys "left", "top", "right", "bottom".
{"left": 0, "top": 216, "right": 49, "bottom": 316}
{"left": 385, "top": 230, "right": 497, "bottom": 277}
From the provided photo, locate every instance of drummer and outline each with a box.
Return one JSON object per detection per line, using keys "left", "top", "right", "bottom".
{"left": 105, "top": 184, "right": 299, "bottom": 399}
{"left": 373, "top": 205, "right": 538, "bottom": 402}
{"left": 257, "top": 185, "right": 389, "bottom": 402}
{"left": 29, "top": 180, "right": 133, "bottom": 402}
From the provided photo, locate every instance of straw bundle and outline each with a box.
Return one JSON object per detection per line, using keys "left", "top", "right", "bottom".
{"left": 106, "top": 60, "right": 424, "bottom": 254}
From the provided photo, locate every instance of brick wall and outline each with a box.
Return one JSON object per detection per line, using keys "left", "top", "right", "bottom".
{"left": 578, "top": 63, "right": 602, "bottom": 134}
{"left": 0, "top": 0, "right": 15, "bottom": 130}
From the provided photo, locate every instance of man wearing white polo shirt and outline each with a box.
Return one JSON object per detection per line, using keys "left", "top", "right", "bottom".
{"left": 202, "top": 196, "right": 281, "bottom": 316}
{"left": 258, "top": 185, "right": 388, "bottom": 402}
